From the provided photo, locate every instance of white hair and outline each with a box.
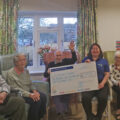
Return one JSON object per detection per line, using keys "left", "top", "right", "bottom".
{"left": 114, "top": 50, "right": 120, "bottom": 57}
{"left": 13, "top": 53, "right": 26, "bottom": 65}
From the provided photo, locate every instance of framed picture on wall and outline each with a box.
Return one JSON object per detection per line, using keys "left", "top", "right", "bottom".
{"left": 116, "top": 41, "right": 120, "bottom": 50}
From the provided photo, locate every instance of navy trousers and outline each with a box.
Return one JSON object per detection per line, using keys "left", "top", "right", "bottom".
{"left": 24, "top": 92, "right": 47, "bottom": 120}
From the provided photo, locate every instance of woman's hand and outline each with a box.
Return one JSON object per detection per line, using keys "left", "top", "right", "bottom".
{"left": 98, "top": 72, "right": 109, "bottom": 89}
{"left": 29, "top": 93, "right": 40, "bottom": 102}
{"left": 85, "top": 59, "right": 91, "bottom": 63}
{"left": 33, "top": 90, "right": 40, "bottom": 97}
{"left": 30, "top": 91, "right": 40, "bottom": 102}
{"left": 98, "top": 82, "right": 105, "bottom": 89}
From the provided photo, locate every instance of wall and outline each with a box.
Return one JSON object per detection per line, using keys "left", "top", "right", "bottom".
{"left": 97, "top": 0, "right": 120, "bottom": 51}
{"left": 19, "top": 0, "right": 78, "bottom": 11}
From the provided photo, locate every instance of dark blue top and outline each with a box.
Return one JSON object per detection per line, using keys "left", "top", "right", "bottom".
{"left": 44, "top": 51, "right": 77, "bottom": 83}
{"left": 82, "top": 56, "right": 110, "bottom": 83}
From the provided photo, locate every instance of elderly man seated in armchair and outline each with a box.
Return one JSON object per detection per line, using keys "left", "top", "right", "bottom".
{"left": 6, "top": 53, "right": 47, "bottom": 120}
{"left": 44, "top": 41, "right": 77, "bottom": 120}
{"left": 0, "top": 75, "right": 27, "bottom": 120}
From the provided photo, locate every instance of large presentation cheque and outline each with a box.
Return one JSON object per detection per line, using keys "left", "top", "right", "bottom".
{"left": 50, "top": 62, "right": 98, "bottom": 96}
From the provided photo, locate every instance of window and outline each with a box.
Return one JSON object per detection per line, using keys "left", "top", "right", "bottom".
{"left": 63, "top": 18, "right": 77, "bottom": 50}
{"left": 18, "top": 18, "right": 34, "bottom": 66}
{"left": 18, "top": 11, "right": 77, "bottom": 73}
{"left": 39, "top": 32, "right": 57, "bottom": 46}
{"left": 39, "top": 32, "right": 58, "bottom": 65}
{"left": 40, "top": 17, "right": 58, "bottom": 27}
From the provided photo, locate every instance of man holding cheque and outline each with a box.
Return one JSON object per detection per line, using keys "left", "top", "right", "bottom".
{"left": 44, "top": 41, "right": 77, "bottom": 120}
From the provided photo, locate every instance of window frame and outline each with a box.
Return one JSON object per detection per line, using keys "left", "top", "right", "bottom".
{"left": 18, "top": 11, "right": 77, "bottom": 73}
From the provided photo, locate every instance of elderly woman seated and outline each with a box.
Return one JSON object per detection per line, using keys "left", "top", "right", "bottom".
{"left": 110, "top": 50, "right": 120, "bottom": 120}
{"left": 6, "top": 53, "right": 47, "bottom": 120}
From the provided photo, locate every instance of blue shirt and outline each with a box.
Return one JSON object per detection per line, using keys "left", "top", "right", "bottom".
{"left": 82, "top": 56, "right": 110, "bottom": 83}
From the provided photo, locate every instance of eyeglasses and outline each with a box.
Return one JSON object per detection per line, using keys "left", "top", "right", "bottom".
{"left": 56, "top": 55, "right": 62, "bottom": 56}
{"left": 18, "top": 58, "right": 26, "bottom": 62}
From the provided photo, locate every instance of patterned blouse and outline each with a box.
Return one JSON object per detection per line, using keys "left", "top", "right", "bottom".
{"left": 110, "top": 64, "right": 120, "bottom": 86}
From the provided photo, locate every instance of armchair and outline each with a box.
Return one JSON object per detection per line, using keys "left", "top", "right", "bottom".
{"left": 103, "top": 51, "right": 115, "bottom": 101}
{"left": 103, "top": 51, "right": 115, "bottom": 120}
{"left": 103, "top": 51, "right": 115, "bottom": 65}
{"left": 0, "top": 54, "right": 49, "bottom": 120}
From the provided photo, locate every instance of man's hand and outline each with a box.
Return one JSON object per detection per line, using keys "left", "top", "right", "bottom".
{"left": 69, "top": 41, "right": 75, "bottom": 52}
{"left": 47, "top": 68, "right": 50, "bottom": 74}
{"left": 29, "top": 90, "right": 40, "bottom": 102}
{"left": 0, "top": 92, "right": 7, "bottom": 104}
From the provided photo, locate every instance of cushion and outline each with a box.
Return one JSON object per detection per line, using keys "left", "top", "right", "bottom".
{"left": 0, "top": 54, "right": 15, "bottom": 74}
{"left": 103, "top": 51, "right": 115, "bottom": 65}
{"left": 1, "top": 70, "right": 8, "bottom": 80}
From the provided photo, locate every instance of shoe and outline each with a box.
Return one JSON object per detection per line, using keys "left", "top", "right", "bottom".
{"left": 94, "top": 117, "right": 100, "bottom": 120}
{"left": 95, "top": 114, "right": 102, "bottom": 120}
{"left": 115, "top": 114, "right": 120, "bottom": 120}
{"left": 87, "top": 114, "right": 97, "bottom": 120}
{"left": 63, "top": 112, "right": 72, "bottom": 119}
{"left": 57, "top": 113, "right": 65, "bottom": 120}
{"left": 64, "top": 111, "right": 71, "bottom": 117}
{"left": 116, "top": 109, "right": 120, "bottom": 115}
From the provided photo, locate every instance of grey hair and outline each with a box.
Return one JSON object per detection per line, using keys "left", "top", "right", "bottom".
{"left": 13, "top": 53, "right": 26, "bottom": 65}
{"left": 114, "top": 51, "right": 120, "bottom": 58}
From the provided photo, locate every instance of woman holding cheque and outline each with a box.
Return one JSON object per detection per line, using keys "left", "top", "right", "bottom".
{"left": 82, "top": 43, "right": 110, "bottom": 120}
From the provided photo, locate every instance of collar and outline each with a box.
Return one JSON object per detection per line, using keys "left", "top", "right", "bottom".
{"left": 88, "top": 56, "right": 100, "bottom": 61}
{"left": 114, "top": 63, "right": 120, "bottom": 71}
{"left": 14, "top": 67, "right": 24, "bottom": 75}
{"left": 55, "top": 60, "right": 62, "bottom": 64}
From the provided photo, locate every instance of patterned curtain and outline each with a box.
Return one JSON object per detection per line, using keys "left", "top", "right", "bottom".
{"left": 0, "top": 0, "right": 19, "bottom": 55}
{"left": 77, "top": 0, "right": 97, "bottom": 59}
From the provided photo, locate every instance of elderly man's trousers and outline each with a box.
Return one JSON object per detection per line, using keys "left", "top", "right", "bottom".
{"left": 0, "top": 96, "right": 27, "bottom": 120}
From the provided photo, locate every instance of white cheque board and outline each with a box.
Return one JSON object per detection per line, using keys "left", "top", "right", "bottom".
{"left": 50, "top": 62, "right": 98, "bottom": 96}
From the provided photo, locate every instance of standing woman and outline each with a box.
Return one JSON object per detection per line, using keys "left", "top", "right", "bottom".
{"left": 82, "top": 43, "right": 110, "bottom": 120}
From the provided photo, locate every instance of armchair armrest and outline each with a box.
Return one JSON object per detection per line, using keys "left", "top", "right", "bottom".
{"left": 108, "top": 79, "right": 113, "bottom": 101}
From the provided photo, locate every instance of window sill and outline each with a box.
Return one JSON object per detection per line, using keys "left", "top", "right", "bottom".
{"left": 27, "top": 66, "right": 45, "bottom": 74}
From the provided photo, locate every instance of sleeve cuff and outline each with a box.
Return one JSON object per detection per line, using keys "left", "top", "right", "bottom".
{"left": 22, "top": 91, "right": 31, "bottom": 97}
{"left": 2, "top": 87, "right": 10, "bottom": 94}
